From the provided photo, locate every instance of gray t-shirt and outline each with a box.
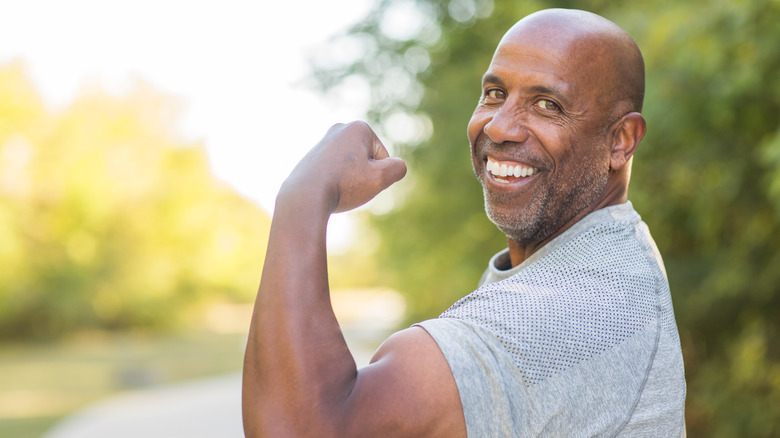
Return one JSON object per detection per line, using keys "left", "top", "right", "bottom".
{"left": 416, "top": 202, "right": 686, "bottom": 437}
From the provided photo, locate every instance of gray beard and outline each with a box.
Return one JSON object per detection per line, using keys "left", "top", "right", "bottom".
{"left": 483, "top": 166, "right": 609, "bottom": 244}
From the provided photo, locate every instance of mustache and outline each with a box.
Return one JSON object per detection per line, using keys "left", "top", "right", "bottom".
{"left": 475, "top": 135, "right": 546, "bottom": 168}
{"left": 476, "top": 135, "right": 505, "bottom": 150}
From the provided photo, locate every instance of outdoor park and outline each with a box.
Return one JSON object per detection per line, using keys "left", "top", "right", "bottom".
{"left": 2, "top": 0, "right": 780, "bottom": 437}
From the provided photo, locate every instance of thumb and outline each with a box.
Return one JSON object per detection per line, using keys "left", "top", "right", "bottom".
{"left": 368, "top": 130, "right": 405, "bottom": 186}
{"left": 372, "top": 156, "right": 407, "bottom": 189}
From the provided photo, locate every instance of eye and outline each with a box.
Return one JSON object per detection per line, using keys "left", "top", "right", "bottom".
{"left": 484, "top": 88, "right": 506, "bottom": 100}
{"left": 535, "top": 99, "right": 560, "bottom": 111}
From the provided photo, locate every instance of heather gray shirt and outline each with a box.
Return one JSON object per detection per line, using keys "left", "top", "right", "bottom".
{"left": 416, "top": 202, "right": 686, "bottom": 437}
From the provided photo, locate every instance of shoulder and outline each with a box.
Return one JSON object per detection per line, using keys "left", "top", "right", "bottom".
{"left": 338, "top": 326, "right": 466, "bottom": 438}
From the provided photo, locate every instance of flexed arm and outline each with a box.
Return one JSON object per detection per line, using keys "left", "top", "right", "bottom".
{"left": 242, "top": 122, "right": 465, "bottom": 438}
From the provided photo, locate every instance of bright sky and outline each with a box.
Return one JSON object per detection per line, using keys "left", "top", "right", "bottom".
{"left": 0, "top": 0, "right": 378, "bottom": 250}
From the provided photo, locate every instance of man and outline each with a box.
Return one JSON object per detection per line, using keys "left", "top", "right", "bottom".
{"left": 243, "top": 8, "right": 686, "bottom": 438}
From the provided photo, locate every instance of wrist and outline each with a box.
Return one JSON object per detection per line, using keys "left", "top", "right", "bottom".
{"left": 275, "top": 177, "right": 336, "bottom": 221}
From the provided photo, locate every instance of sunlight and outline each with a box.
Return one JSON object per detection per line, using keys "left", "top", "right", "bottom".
{"left": 0, "top": 0, "right": 373, "bottom": 214}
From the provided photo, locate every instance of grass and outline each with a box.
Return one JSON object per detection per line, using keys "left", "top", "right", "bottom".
{"left": 0, "top": 328, "right": 248, "bottom": 438}
{"left": 0, "top": 290, "right": 403, "bottom": 438}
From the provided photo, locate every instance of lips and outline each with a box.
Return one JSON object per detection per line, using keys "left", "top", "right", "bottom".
{"left": 485, "top": 156, "right": 539, "bottom": 183}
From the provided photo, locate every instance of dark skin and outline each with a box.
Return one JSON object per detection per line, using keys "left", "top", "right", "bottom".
{"left": 242, "top": 121, "right": 464, "bottom": 438}
{"left": 468, "top": 10, "right": 646, "bottom": 267}
{"left": 242, "top": 9, "right": 646, "bottom": 438}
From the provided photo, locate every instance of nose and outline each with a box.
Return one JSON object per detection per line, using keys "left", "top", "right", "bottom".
{"left": 483, "top": 105, "right": 530, "bottom": 144}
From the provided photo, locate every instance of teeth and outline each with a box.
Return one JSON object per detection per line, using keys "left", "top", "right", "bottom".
{"left": 486, "top": 157, "right": 538, "bottom": 180}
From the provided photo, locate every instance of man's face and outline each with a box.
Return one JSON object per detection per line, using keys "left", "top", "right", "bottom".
{"left": 467, "top": 29, "right": 615, "bottom": 245}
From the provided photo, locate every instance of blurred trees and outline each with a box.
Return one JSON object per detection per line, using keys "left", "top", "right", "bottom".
{"left": 313, "top": 0, "right": 780, "bottom": 435}
{"left": 0, "top": 62, "right": 271, "bottom": 340}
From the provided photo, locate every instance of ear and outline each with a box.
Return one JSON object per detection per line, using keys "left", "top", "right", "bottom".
{"left": 609, "top": 112, "right": 646, "bottom": 171}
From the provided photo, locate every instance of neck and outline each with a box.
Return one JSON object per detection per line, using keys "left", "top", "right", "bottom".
{"left": 506, "top": 185, "right": 628, "bottom": 267}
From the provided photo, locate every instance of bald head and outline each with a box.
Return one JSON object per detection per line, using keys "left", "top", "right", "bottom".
{"left": 502, "top": 9, "right": 645, "bottom": 117}
{"left": 468, "top": 9, "right": 648, "bottom": 257}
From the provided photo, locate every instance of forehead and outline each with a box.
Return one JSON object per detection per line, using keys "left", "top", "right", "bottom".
{"left": 485, "top": 27, "right": 607, "bottom": 103}
{"left": 485, "top": 35, "right": 576, "bottom": 97}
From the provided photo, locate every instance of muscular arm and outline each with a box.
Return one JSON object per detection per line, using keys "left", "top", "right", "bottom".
{"left": 242, "top": 122, "right": 466, "bottom": 438}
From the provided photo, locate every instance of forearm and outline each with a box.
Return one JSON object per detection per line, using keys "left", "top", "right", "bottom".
{"left": 242, "top": 121, "right": 407, "bottom": 437}
{"left": 242, "top": 185, "right": 357, "bottom": 437}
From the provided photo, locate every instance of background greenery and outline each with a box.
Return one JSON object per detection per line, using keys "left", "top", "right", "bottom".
{"left": 0, "top": 62, "right": 271, "bottom": 340}
{"left": 0, "top": 61, "right": 271, "bottom": 436}
{"left": 313, "top": 0, "right": 780, "bottom": 436}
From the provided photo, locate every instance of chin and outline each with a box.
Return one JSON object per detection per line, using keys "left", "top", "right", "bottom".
{"left": 485, "top": 200, "right": 546, "bottom": 243}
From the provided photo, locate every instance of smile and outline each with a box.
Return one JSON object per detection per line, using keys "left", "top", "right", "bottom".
{"left": 486, "top": 156, "right": 538, "bottom": 183}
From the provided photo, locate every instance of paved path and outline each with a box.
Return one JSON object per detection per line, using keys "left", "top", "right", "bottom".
{"left": 43, "top": 373, "right": 246, "bottom": 438}
{"left": 44, "top": 308, "right": 392, "bottom": 438}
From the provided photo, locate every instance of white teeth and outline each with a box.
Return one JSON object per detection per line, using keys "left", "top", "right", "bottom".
{"left": 486, "top": 157, "right": 538, "bottom": 180}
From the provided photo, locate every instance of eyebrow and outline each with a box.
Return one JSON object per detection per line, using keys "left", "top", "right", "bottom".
{"left": 482, "top": 73, "right": 504, "bottom": 88}
{"left": 529, "top": 85, "right": 563, "bottom": 97}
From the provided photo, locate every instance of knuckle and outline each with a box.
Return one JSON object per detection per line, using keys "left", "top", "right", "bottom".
{"left": 348, "top": 120, "right": 372, "bottom": 134}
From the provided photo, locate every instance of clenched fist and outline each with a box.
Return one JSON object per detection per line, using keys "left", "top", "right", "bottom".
{"left": 279, "top": 121, "right": 407, "bottom": 214}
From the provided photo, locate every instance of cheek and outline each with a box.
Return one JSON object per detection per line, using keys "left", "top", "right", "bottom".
{"left": 559, "top": 141, "right": 611, "bottom": 183}
{"left": 467, "top": 110, "right": 490, "bottom": 146}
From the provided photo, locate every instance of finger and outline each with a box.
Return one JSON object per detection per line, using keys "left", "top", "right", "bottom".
{"left": 372, "top": 135, "right": 390, "bottom": 161}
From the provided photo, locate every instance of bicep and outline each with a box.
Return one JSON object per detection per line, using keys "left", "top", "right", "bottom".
{"left": 339, "top": 327, "right": 466, "bottom": 438}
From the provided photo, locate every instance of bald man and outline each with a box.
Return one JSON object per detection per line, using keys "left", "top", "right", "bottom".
{"left": 242, "top": 8, "right": 686, "bottom": 438}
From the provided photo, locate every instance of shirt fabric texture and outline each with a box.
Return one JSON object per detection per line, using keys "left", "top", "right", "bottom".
{"left": 416, "top": 202, "right": 686, "bottom": 437}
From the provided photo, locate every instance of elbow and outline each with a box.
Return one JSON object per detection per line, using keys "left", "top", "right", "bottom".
{"left": 242, "top": 394, "right": 345, "bottom": 438}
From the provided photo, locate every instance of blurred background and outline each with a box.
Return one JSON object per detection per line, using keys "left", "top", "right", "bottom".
{"left": 2, "top": 0, "right": 779, "bottom": 437}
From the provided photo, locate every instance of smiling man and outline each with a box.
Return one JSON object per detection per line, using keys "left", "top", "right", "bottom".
{"left": 243, "top": 8, "right": 686, "bottom": 438}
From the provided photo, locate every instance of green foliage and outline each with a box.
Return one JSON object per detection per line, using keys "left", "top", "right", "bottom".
{"left": 0, "top": 62, "right": 271, "bottom": 340}
{"left": 625, "top": 1, "right": 780, "bottom": 435}
{"left": 314, "top": 0, "right": 780, "bottom": 435}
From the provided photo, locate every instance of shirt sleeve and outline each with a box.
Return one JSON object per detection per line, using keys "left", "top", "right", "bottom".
{"left": 415, "top": 317, "right": 671, "bottom": 437}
